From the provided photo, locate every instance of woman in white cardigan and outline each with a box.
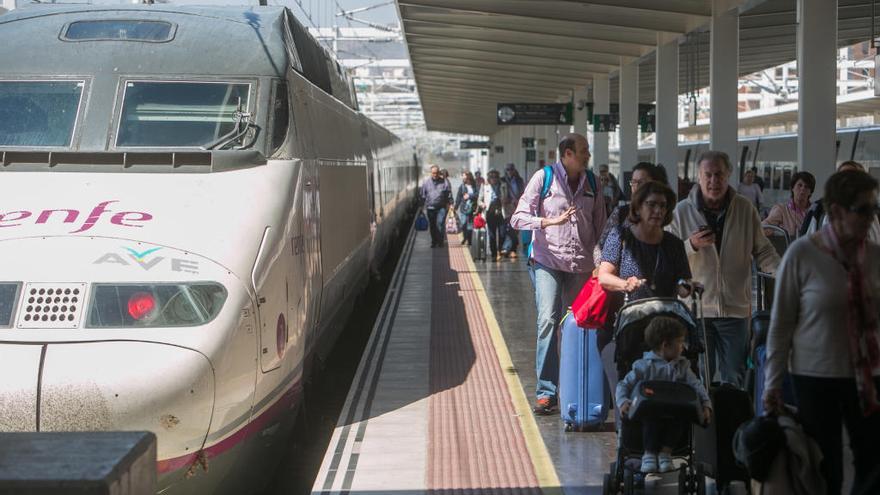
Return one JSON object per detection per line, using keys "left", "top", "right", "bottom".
{"left": 764, "top": 170, "right": 880, "bottom": 495}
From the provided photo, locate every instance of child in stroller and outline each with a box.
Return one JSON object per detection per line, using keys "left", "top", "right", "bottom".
{"left": 616, "top": 316, "right": 712, "bottom": 473}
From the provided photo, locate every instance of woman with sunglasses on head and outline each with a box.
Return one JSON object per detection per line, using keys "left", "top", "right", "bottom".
{"left": 592, "top": 162, "right": 666, "bottom": 268}
{"left": 764, "top": 170, "right": 880, "bottom": 495}
{"left": 596, "top": 181, "right": 692, "bottom": 348}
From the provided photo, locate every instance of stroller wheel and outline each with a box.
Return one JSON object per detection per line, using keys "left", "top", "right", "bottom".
{"left": 564, "top": 423, "right": 574, "bottom": 432}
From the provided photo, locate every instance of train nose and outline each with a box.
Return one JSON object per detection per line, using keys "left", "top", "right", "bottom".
{"left": 36, "top": 341, "right": 215, "bottom": 480}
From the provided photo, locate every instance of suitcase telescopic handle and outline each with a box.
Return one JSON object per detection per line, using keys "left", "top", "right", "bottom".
{"left": 690, "top": 287, "right": 712, "bottom": 391}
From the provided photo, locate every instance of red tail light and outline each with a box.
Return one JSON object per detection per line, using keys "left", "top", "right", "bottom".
{"left": 127, "top": 292, "right": 156, "bottom": 320}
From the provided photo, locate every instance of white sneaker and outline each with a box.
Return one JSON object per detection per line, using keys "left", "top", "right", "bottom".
{"left": 640, "top": 452, "right": 658, "bottom": 473}
{"left": 658, "top": 452, "right": 674, "bottom": 473}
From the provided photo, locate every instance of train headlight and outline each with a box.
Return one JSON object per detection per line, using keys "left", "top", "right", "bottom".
{"left": 87, "top": 283, "right": 227, "bottom": 328}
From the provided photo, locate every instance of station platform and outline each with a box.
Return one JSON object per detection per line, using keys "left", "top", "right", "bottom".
{"left": 312, "top": 225, "right": 699, "bottom": 495}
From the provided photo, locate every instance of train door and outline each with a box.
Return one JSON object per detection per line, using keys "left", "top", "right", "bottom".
{"left": 285, "top": 164, "right": 308, "bottom": 373}
{"left": 302, "top": 161, "right": 323, "bottom": 348}
{"left": 255, "top": 227, "right": 288, "bottom": 373}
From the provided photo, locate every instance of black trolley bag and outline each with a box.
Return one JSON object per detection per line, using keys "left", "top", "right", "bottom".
{"left": 470, "top": 227, "right": 487, "bottom": 261}
{"left": 690, "top": 288, "right": 754, "bottom": 490}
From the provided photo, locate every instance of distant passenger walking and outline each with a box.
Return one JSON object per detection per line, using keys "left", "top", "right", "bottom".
{"left": 511, "top": 133, "right": 606, "bottom": 414}
{"left": 455, "top": 171, "right": 478, "bottom": 245}
{"left": 480, "top": 169, "right": 507, "bottom": 261}
{"left": 502, "top": 163, "right": 525, "bottom": 257}
{"left": 764, "top": 170, "right": 880, "bottom": 495}
{"left": 763, "top": 171, "right": 815, "bottom": 238}
{"left": 737, "top": 169, "right": 763, "bottom": 211}
{"left": 669, "top": 151, "right": 779, "bottom": 388}
{"left": 598, "top": 164, "right": 622, "bottom": 216}
{"left": 420, "top": 164, "right": 452, "bottom": 248}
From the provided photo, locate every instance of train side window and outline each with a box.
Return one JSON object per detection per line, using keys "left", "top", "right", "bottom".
{"left": 271, "top": 82, "right": 289, "bottom": 155}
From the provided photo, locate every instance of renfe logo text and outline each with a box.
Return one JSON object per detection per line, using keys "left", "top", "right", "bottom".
{"left": 0, "top": 200, "right": 153, "bottom": 233}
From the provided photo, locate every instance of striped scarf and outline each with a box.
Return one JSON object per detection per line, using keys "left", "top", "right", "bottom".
{"left": 816, "top": 223, "right": 880, "bottom": 416}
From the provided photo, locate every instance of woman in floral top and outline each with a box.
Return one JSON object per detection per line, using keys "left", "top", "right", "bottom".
{"left": 763, "top": 171, "right": 816, "bottom": 238}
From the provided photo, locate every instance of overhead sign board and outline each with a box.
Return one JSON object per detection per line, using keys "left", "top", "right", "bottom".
{"left": 460, "top": 140, "right": 491, "bottom": 149}
{"left": 522, "top": 137, "right": 535, "bottom": 149}
{"left": 497, "top": 103, "right": 573, "bottom": 125}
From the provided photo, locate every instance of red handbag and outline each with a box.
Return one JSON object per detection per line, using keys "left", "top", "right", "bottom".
{"left": 473, "top": 213, "right": 486, "bottom": 229}
{"left": 572, "top": 236, "right": 626, "bottom": 328}
{"left": 571, "top": 275, "right": 611, "bottom": 328}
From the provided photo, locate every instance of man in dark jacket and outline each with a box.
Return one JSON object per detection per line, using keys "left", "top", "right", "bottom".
{"left": 420, "top": 164, "right": 452, "bottom": 247}
{"left": 502, "top": 163, "right": 525, "bottom": 257}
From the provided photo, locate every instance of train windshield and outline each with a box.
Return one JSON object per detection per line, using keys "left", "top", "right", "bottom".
{"left": 0, "top": 81, "right": 84, "bottom": 147}
{"left": 116, "top": 81, "right": 251, "bottom": 147}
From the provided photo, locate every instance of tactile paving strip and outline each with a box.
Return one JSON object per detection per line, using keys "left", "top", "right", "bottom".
{"left": 427, "top": 243, "right": 542, "bottom": 494}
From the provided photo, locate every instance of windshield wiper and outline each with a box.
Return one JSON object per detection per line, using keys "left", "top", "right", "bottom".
{"left": 201, "top": 98, "right": 257, "bottom": 151}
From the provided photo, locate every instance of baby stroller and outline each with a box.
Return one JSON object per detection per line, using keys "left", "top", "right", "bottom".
{"left": 603, "top": 291, "right": 710, "bottom": 495}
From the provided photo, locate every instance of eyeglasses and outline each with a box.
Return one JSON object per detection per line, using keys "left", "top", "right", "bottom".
{"left": 630, "top": 179, "right": 647, "bottom": 187}
{"left": 644, "top": 201, "right": 668, "bottom": 211}
{"left": 847, "top": 203, "right": 880, "bottom": 217}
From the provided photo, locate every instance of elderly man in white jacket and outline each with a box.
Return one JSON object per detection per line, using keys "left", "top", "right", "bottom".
{"left": 669, "top": 151, "right": 780, "bottom": 388}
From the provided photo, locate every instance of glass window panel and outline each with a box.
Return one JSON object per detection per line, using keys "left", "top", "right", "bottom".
{"left": 64, "top": 20, "right": 174, "bottom": 42}
{"left": 116, "top": 81, "right": 250, "bottom": 147}
{"left": 0, "top": 81, "right": 83, "bottom": 147}
{"left": 0, "top": 284, "right": 19, "bottom": 327}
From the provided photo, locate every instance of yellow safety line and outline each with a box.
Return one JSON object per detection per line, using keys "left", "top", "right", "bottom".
{"left": 462, "top": 244, "right": 563, "bottom": 495}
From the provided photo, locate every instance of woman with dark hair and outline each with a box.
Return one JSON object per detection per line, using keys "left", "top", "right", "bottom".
{"left": 480, "top": 169, "right": 507, "bottom": 261}
{"left": 593, "top": 162, "right": 665, "bottom": 267}
{"left": 764, "top": 170, "right": 880, "bottom": 495}
{"left": 598, "top": 180, "right": 691, "bottom": 301}
{"left": 455, "top": 171, "right": 478, "bottom": 245}
{"left": 763, "top": 171, "right": 815, "bottom": 238}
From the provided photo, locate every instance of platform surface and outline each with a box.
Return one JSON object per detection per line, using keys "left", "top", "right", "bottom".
{"left": 311, "top": 228, "right": 712, "bottom": 495}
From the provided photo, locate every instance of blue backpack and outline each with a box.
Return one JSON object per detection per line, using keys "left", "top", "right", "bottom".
{"left": 526, "top": 165, "right": 597, "bottom": 259}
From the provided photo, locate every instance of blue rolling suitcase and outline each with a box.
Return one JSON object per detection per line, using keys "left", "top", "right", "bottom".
{"left": 752, "top": 311, "right": 795, "bottom": 416}
{"left": 559, "top": 311, "right": 609, "bottom": 431}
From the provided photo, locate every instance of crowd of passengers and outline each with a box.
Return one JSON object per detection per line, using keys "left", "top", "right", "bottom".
{"left": 419, "top": 133, "right": 880, "bottom": 494}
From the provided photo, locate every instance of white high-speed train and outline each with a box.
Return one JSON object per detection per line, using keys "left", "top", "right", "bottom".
{"left": 0, "top": 5, "right": 417, "bottom": 494}
{"left": 613, "top": 126, "right": 880, "bottom": 206}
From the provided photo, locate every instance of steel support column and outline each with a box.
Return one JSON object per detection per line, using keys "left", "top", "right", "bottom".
{"left": 592, "top": 74, "right": 610, "bottom": 171}
{"left": 710, "top": 0, "right": 739, "bottom": 170}
{"left": 656, "top": 33, "right": 679, "bottom": 171}
{"left": 798, "top": 0, "right": 837, "bottom": 188}
{"left": 574, "top": 87, "right": 589, "bottom": 137}
{"left": 619, "top": 59, "right": 639, "bottom": 177}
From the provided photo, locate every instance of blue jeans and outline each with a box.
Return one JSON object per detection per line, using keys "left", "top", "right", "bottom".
{"left": 458, "top": 211, "right": 473, "bottom": 243}
{"left": 704, "top": 318, "right": 748, "bottom": 388}
{"left": 533, "top": 262, "right": 591, "bottom": 399}
{"left": 501, "top": 220, "right": 519, "bottom": 253}
{"left": 426, "top": 207, "right": 447, "bottom": 246}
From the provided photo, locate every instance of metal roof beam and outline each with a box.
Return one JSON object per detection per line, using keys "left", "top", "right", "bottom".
{"left": 398, "top": 0, "right": 699, "bottom": 34}
{"left": 414, "top": 63, "right": 585, "bottom": 86}
{"left": 416, "top": 82, "right": 561, "bottom": 99}
{"left": 416, "top": 74, "right": 568, "bottom": 95}
{"left": 409, "top": 46, "right": 617, "bottom": 72}
{"left": 402, "top": 22, "right": 648, "bottom": 56}
{"left": 411, "top": 55, "right": 593, "bottom": 79}
{"left": 400, "top": 10, "right": 660, "bottom": 46}
{"left": 414, "top": 70, "right": 574, "bottom": 92}
{"left": 548, "top": 0, "right": 712, "bottom": 17}
{"left": 405, "top": 36, "right": 623, "bottom": 66}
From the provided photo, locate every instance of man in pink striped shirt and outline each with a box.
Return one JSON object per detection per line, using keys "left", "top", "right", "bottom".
{"left": 511, "top": 133, "right": 606, "bottom": 413}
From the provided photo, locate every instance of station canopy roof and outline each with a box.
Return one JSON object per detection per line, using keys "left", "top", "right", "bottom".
{"left": 396, "top": 0, "right": 880, "bottom": 135}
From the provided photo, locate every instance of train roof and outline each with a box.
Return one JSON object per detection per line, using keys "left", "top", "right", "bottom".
{"left": 0, "top": 4, "right": 289, "bottom": 78}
